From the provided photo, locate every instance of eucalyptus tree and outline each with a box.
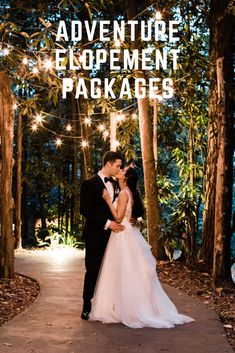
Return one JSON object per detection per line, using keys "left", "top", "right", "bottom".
{"left": 0, "top": 72, "right": 15, "bottom": 278}
{"left": 210, "top": 0, "right": 234, "bottom": 286}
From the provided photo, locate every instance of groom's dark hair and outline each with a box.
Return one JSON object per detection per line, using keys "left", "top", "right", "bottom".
{"left": 103, "top": 151, "right": 122, "bottom": 166}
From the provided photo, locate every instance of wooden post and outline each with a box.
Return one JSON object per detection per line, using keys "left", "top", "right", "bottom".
{"left": 0, "top": 72, "right": 15, "bottom": 278}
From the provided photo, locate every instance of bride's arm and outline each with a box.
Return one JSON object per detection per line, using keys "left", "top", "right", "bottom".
{"left": 103, "top": 189, "right": 128, "bottom": 223}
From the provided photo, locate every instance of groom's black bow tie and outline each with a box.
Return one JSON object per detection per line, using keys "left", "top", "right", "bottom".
{"left": 104, "top": 177, "right": 114, "bottom": 183}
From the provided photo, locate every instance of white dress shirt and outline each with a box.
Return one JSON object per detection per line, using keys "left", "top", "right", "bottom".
{"left": 98, "top": 171, "right": 114, "bottom": 229}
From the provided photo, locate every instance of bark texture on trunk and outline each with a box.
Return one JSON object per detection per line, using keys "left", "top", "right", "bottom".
{"left": 0, "top": 72, "right": 15, "bottom": 278}
{"left": 213, "top": 54, "right": 233, "bottom": 286}
{"left": 125, "top": 0, "right": 164, "bottom": 258}
{"left": 209, "top": 0, "right": 234, "bottom": 286}
{"left": 200, "top": 11, "right": 218, "bottom": 271}
{"left": 15, "top": 113, "right": 22, "bottom": 249}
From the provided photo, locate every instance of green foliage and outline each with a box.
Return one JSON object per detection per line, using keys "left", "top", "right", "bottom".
{"left": 36, "top": 225, "right": 84, "bottom": 249}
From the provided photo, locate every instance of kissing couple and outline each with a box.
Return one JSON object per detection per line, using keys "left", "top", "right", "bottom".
{"left": 80, "top": 151, "right": 194, "bottom": 328}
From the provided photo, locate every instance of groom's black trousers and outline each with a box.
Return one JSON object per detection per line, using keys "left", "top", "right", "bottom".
{"left": 82, "top": 224, "right": 111, "bottom": 309}
{"left": 80, "top": 175, "right": 113, "bottom": 311}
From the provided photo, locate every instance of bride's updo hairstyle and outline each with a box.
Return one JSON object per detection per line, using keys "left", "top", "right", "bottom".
{"left": 125, "top": 167, "right": 144, "bottom": 218}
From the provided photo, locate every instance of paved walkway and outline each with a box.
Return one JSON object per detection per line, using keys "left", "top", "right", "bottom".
{"left": 0, "top": 249, "right": 233, "bottom": 353}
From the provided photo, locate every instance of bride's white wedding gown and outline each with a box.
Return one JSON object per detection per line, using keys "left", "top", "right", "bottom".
{"left": 89, "top": 189, "right": 194, "bottom": 328}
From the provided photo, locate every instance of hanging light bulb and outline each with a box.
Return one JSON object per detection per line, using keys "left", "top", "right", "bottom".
{"left": 3, "top": 48, "right": 9, "bottom": 55}
{"left": 103, "top": 130, "right": 109, "bottom": 141}
{"left": 116, "top": 113, "right": 125, "bottom": 122}
{"left": 114, "top": 39, "right": 121, "bottom": 47}
{"left": 98, "top": 124, "right": 105, "bottom": 132}
{"left": 34, "top": 113, "right": 43, "bottom": 124}
{"left": 115, "top": 140, "right": 120, "bottom": 148}
{"left": 81, "top": 140, "right": 88, "bottom": 148}
{"left": 55, "top": 137, "right": 62, "bottom": 147}
{"left": 32, "top": 67, "right": 39, "bottom": 74}
{"left": 31, "top": 123, "right": 38, "bottom": 131}
{"left": 66, "top": 123, "right": 72, "bottom": 132}
{"left": 22, "top": 56, "right": 28, "bottom": 65}
{"left": 44, "top": 58, "right": 53, "bottom": 70}
{"left": 84, "top": 117, "right": 91, "bottom": 126}
{"left": 155, "top": 11, "right": 162, "bottom": 20}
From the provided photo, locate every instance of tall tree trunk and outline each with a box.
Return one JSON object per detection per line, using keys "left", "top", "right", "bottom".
{"left": 184, "top": 1, "right": 197, "bottom": 263}
{"left": 21, "top": 131, "right": 29, "bottom": 245}
{"left": 213, "top": 56, "right": 233, "bottom": 285}
{"left": 188, "top": 113, "right": 196, "bottom": 262}
{"left": 77, "top": 98, "right": 92, "bottom": 181}
{"left": 58, "top": 185, "right": 61, "bottom": 229}
{"left": 77, "top": 6, "right": 93, "bottom": 181}
{"left": 71, "top": 96, "right": 80, "bottom": 231}
{"left": 15, "top": 113, "right": 22, "bottom": 249}
{"left": 110, "top": 112, "right": 117, "bottom": 151}
{"left": 125, "top": 0, "right": 164, "bottom": 258}
{"left": 0, "top": 72, "right": 15, "bottom": 278}
{"left": 200, "top": 18, "right": 218, "bottom": 271}
{"left": 153, "top": 99, "right": 158, "bottom": 170}
{"left": 211, "top": 0, "right": 234, "bottom": 286}
{"left": 36, "top": 176, "right": 47, "bottom": 240}
{"left": 137, "top": 96, "right": 163, "bottom": 258}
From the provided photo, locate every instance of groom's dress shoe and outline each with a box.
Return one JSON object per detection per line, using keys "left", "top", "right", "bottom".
{"left": 81, "top": 311, "right": 90, "bottom": 320}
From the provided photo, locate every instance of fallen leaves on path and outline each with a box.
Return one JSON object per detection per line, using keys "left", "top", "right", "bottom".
{"left": 0, "top": 274, "right": 40, "bottom": 326}
{"left": 157, "top": 260, "right": 235, "bottom": 350}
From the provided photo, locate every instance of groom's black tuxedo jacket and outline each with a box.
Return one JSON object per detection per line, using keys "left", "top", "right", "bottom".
{"left": 80, "top": 174, "right": 114, "bottom": 242}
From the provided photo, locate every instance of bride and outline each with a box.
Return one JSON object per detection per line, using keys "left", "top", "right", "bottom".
{"left": 89, "top": 167, "right": 194, "bottom": 328}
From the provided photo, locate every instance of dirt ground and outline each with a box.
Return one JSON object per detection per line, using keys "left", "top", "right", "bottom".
{"left": 157, "top": 260, "right": 235, "bottom": 350}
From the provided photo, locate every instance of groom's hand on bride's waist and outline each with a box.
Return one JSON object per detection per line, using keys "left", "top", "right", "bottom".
{"left": 109, "top": 221, "right": 125, "bottom": 232}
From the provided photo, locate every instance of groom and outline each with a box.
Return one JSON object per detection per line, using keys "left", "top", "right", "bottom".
{"left": 80, "top": 151, "right": 125, "bottom": 320}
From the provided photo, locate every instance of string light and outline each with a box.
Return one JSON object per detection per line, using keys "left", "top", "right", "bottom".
{"left": 55, "top": 137, "right": 62, "bottom": 147}
{"left": 13, "top": 103, "right": 18, "bottom": 110}
{"left": 3, "top": 48, "right": 9, "bottom": 55}
{"left": 81, "top": 140, "right": 89, "bottom": 148}
{"left": 66, "top": 123, "right": 72, "bottom": 132}
{"left": 114, "top": 39, "right": 121, "bottom": 47}
{"left": 98, "top": 124, "right": 105, "bottom": 132}
{"left": 1, "top": 5, "right": 164, "bottom": 147}
{"left": 34, "top": 113, "right": 43, "bottom": 124}
{"left": 103, "top": 130, "right": 109, "bottom": 140}
{"left": 31, "top": 123, "right": 38, "bottom": 131}
{"left": 44, "top": 58, "right": 53, "bottom": 70}
{"left": 22, "top": 57, "right": 28, "bottom": 65}
{"left": 132, "top": 113, "right": 138, "bottom": 119}
{"left": 155, "top": 11, "right": 162, "bottom": 20}
{"left": 116, "top": 113, "right": 125, "bottom": 122}
{"left": 32, "top": 67, "right": 39, "bottom": 74}
{"left": 84, "top": 117, "right": 91, "bottom": 126}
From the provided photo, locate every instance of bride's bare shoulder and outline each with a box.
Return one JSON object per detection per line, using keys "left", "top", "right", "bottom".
{"left": 118, "top": 189, "right": 129, "bottom": 200}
